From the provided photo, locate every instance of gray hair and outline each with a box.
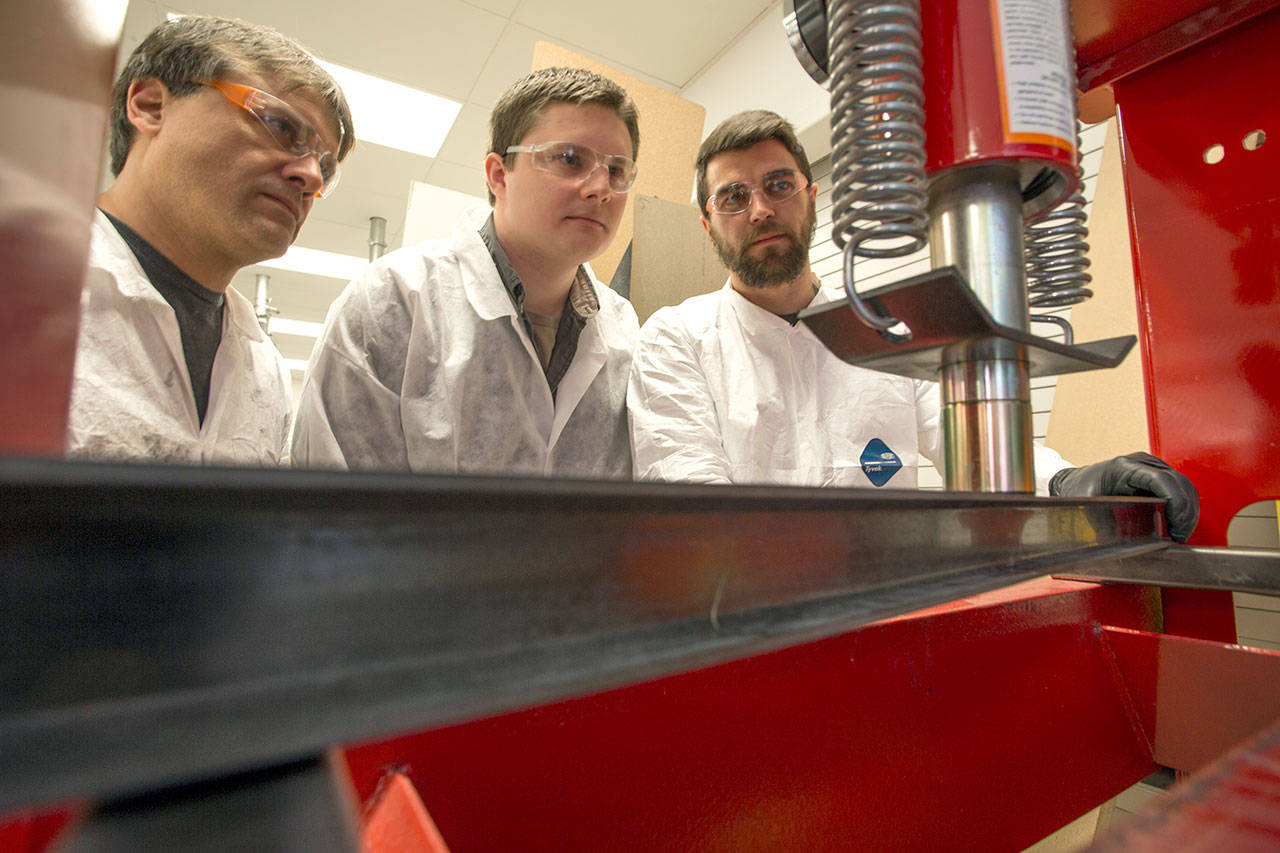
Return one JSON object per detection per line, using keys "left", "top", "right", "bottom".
{"left": 109, "top": 15, "right": 355, "bottom": 175}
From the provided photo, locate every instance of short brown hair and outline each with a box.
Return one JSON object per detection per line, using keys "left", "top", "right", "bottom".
{"left": 109, "top": 15, "right": 355, "bottom": 176}
{"left": 486, "top": 66, "right": 640, "bottom": 204}
{"left": 695, "top": 110, "right": 812, "bottom": 213}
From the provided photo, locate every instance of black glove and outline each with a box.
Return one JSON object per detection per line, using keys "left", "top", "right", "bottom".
{"left": 1049, "top": 452, "right": 1200, "bottom": 542}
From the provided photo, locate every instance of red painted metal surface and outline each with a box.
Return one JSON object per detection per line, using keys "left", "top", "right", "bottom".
{"left": 1092, "top": 716, "right": 1280, "bottom": 851}
{"left": 344, "top": 580, "right": 1161, "bottom": 852}
{"left": 1111, "top": 8, "right": 1280, "bottom": 549}
{"left": 1101, "top": 626, "right": 1280, "bottom": 772}
{"left": 921, "top": 0, "right": 1076, "bottom": 204}
{"left": 1071, "top": 0, "right": 1280, "bottom": 92}
{"left": 1160, "top": 588, "right": 1237, "bottom": 644}
{"left": 0, "top": 809, "right": 78, "bottom": 853}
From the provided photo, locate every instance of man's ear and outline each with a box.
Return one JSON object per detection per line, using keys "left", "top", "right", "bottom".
{"left": 700, "top": 214, "right": 712, "bottom": 238}
{"left": 125, "top": 77, "right": 170, "bottom": 138}
{"left": 484, "top": 152, "right": 509, "bottom": 203}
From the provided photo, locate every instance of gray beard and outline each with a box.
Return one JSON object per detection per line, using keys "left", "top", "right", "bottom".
{"left": 710, "top": 206, "right": 816, "bottom": 290}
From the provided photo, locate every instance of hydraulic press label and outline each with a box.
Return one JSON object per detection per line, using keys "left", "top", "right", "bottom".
{"left": 990, "top": 0, "right": 1076, "bottom": 153}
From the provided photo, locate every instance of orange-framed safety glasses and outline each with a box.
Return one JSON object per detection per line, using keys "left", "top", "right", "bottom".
{"left": 198, "top": 79, "right": 342, "bottom": 199}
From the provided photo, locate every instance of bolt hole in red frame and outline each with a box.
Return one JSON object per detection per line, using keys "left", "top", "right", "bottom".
{"left": 1206, "top": 130, "right": 1267, "bottom": 163}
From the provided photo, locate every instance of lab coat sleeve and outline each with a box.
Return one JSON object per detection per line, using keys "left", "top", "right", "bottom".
{"left": 627, "top": 310, "right": 733, "bottom": 484}
{"left": 291, "top": 266, "right": 414, "bottom": 470}
{"left": 915, "top": 379, "right": 943, "bottom": 473}
{"left": 914, "top": 377, "right": 1073, "bottom": 494}
{"left": 1032, "top": 443, "right": 1072, "bottom": 495}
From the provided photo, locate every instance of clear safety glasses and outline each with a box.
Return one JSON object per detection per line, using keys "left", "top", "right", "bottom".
{"left": 707, "top": 169, "right": 810, "bottom": 215}
{"left": 199, "top": 80, "right": 341, "bottom": 199}
{"left": 504, "top": 142, "right": 638, "bottom": 193}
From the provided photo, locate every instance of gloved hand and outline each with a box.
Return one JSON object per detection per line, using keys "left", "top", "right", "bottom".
{"left": 1049, "top": 452, "right": 1200, "bottom": 542}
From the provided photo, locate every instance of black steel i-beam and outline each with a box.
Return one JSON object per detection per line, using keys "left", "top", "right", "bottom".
{"left": 0, "top": 458, "right": 1169, "bottom": 812}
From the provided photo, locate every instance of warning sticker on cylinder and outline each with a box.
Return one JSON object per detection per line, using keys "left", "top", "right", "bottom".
{"left": 991, "top": 0, "right": 1076, "bottom": 152}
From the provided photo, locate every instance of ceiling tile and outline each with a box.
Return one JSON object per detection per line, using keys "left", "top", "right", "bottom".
{"left": 293, "top": 215, "right": 376, "bottom": 261}
{"left": 460, "top": 0, "right": 521, "bottom": 15}
{"left": 469, "top": 21, "right": 676, "bottom": 109}
{"left": 165, "top": 0, "right": 304, "bottom": 39}
{"left": 468, "top": 23, "right": 543, "bottom": 109}
{"left": 337, "top": 141, "right": 430, "bottom": 202}
{"left": 514, "top": 0, "right": 773, "bottom": 88}
{"left": 434, "top": 104, "right": 492, "bottom": 167}
{"left": 423, "top": 160, "right": 488, "bottom": 204}
{"left": 294, "top": 1, "right": 507, "bottom": 103}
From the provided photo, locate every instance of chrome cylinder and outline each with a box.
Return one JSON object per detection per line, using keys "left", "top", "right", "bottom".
{"left": 368, "top": 216, "right": 387, "bottom": 262}
{"left": 928, "top": 165, "right": 1034, "bottom": 492}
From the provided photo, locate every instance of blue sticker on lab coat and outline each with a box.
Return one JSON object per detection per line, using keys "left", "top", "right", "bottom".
{"left": 860, "top": 439, "right": 902, "bottom": 487}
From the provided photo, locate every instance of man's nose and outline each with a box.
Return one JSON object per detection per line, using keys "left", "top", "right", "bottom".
{"left": 283, "top": 153, "right": 326, "bottom": 198}
{"left": 747, "top": 189, "right": 775, "bottom": 222}
{"left": 580, "top": 162, "right": 614, "bottom": 200}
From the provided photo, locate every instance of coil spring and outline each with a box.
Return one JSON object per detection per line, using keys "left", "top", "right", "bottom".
{"left": 1025, "top": 125, "right": 1093, "bottom": 344}
{"left": 828, "top": 0, "right": 927, "bottom": 331}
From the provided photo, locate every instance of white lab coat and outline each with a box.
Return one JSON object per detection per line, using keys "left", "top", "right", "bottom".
{"left": 628, "top": 282, "right": 1070, "bottom": 492}
{"left": 291, "top": 212, "right": 640, "bottom": 478}
{"left": 66, "top": 211, "right": 293, "bottom": 465}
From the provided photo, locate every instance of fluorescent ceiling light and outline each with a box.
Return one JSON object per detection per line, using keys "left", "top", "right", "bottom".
{"left": 270, "top": 318, "right": 325, "bottom": 338}
{"left": 257, "top": 246, "right": 367, "bottom": 281}
{"left": 320, "top": 61, "right": 461, "bottom": 158}
{"left": 283, "top": 358, "right": 310, "bottom": 374}
{"left": 165, "top": 15, "right": 460, "bottom": 157}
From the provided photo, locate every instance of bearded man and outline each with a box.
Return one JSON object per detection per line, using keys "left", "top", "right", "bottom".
{"left": 625, "top": 110, "right": 1199, "bottom": 541}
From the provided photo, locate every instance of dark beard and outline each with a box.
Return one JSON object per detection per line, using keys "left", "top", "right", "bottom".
{"left": 710, "top": 202, "right": 817, "bottom": 289}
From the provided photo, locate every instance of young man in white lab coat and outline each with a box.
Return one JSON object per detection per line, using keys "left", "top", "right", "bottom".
{"left": 627, "top": 110, "right": 1199, "bottom": 541}
{"left": 292, "top": 67, "right": 640, "bottom": 478}
{"left": 67, "top": 16, "right": 354, "bottom": 465}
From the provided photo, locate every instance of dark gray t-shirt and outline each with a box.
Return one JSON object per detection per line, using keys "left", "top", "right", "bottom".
{"left": 101, "top": 211, "right": 224, "bottom": 426}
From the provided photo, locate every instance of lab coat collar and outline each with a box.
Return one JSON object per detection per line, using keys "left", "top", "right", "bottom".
{"left": 93, "top": 210, "right": 270, "bottom": 347}
{"left": 723, "top": 280, "right": 837, "bottom": 334}
{"left": 453, "top": 212, "right": 520, "bottom": 322}
{"left": 93, "top": 210, "right": 169, "bottom": 307}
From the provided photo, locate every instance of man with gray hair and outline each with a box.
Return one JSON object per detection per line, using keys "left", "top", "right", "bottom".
{"left": 628, "top": 109, "right": 1200, "bottom": 541}
{"left": 68, "top": 15, "right": 354, "bottom": 464}
{"left": 293, "top": 66, "right": 640, "bottom": 478}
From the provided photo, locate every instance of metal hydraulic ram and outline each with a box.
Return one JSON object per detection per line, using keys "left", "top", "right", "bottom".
{"left": 785, "top": 0, "right": 1128, "bottom": 492}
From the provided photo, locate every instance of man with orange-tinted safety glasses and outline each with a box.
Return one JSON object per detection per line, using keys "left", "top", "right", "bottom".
{"left": 66, "top": 15, "right": 354, "bottom": 465}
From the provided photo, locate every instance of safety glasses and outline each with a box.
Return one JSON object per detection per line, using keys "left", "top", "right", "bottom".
{"left": 503, "top": 141, "right": 638, "bottom": 193}
{"left": 199, "top": 80, "right": 341, "bottom": 199}
{"left": 707, "top": 169, "right": 809, "bottom": 215}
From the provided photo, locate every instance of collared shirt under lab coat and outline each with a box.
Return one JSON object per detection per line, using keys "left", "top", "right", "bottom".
{"left": 290, "top": 211, "right": 640, "bottom": 477}
{"left": 66, "top": 210, "right": 293, "bottom": 464}
{"left": 627, "top": 282, "right": 1071, "bottom": 492}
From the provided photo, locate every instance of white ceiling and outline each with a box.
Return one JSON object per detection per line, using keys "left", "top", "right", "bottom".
{"left": 116, "top": 0, "right": 826, "bottom": 365}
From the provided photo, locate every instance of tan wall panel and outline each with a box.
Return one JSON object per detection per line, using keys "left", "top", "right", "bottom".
{"left": 631, "top": 195, "right": 728, "bottom": 324}
{"left": 1045, "top": 119, "right": 1152, "bottom": 464}
{"left": 531, "top": 41, "right": 705, "bottom": 286}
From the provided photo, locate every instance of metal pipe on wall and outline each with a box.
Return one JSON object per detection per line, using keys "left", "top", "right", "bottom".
{"left": 368, "top": 217, "right": 387, "bottom": 262}
{"left": 253, "top": 273, "right": 275, "bottom": 334}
